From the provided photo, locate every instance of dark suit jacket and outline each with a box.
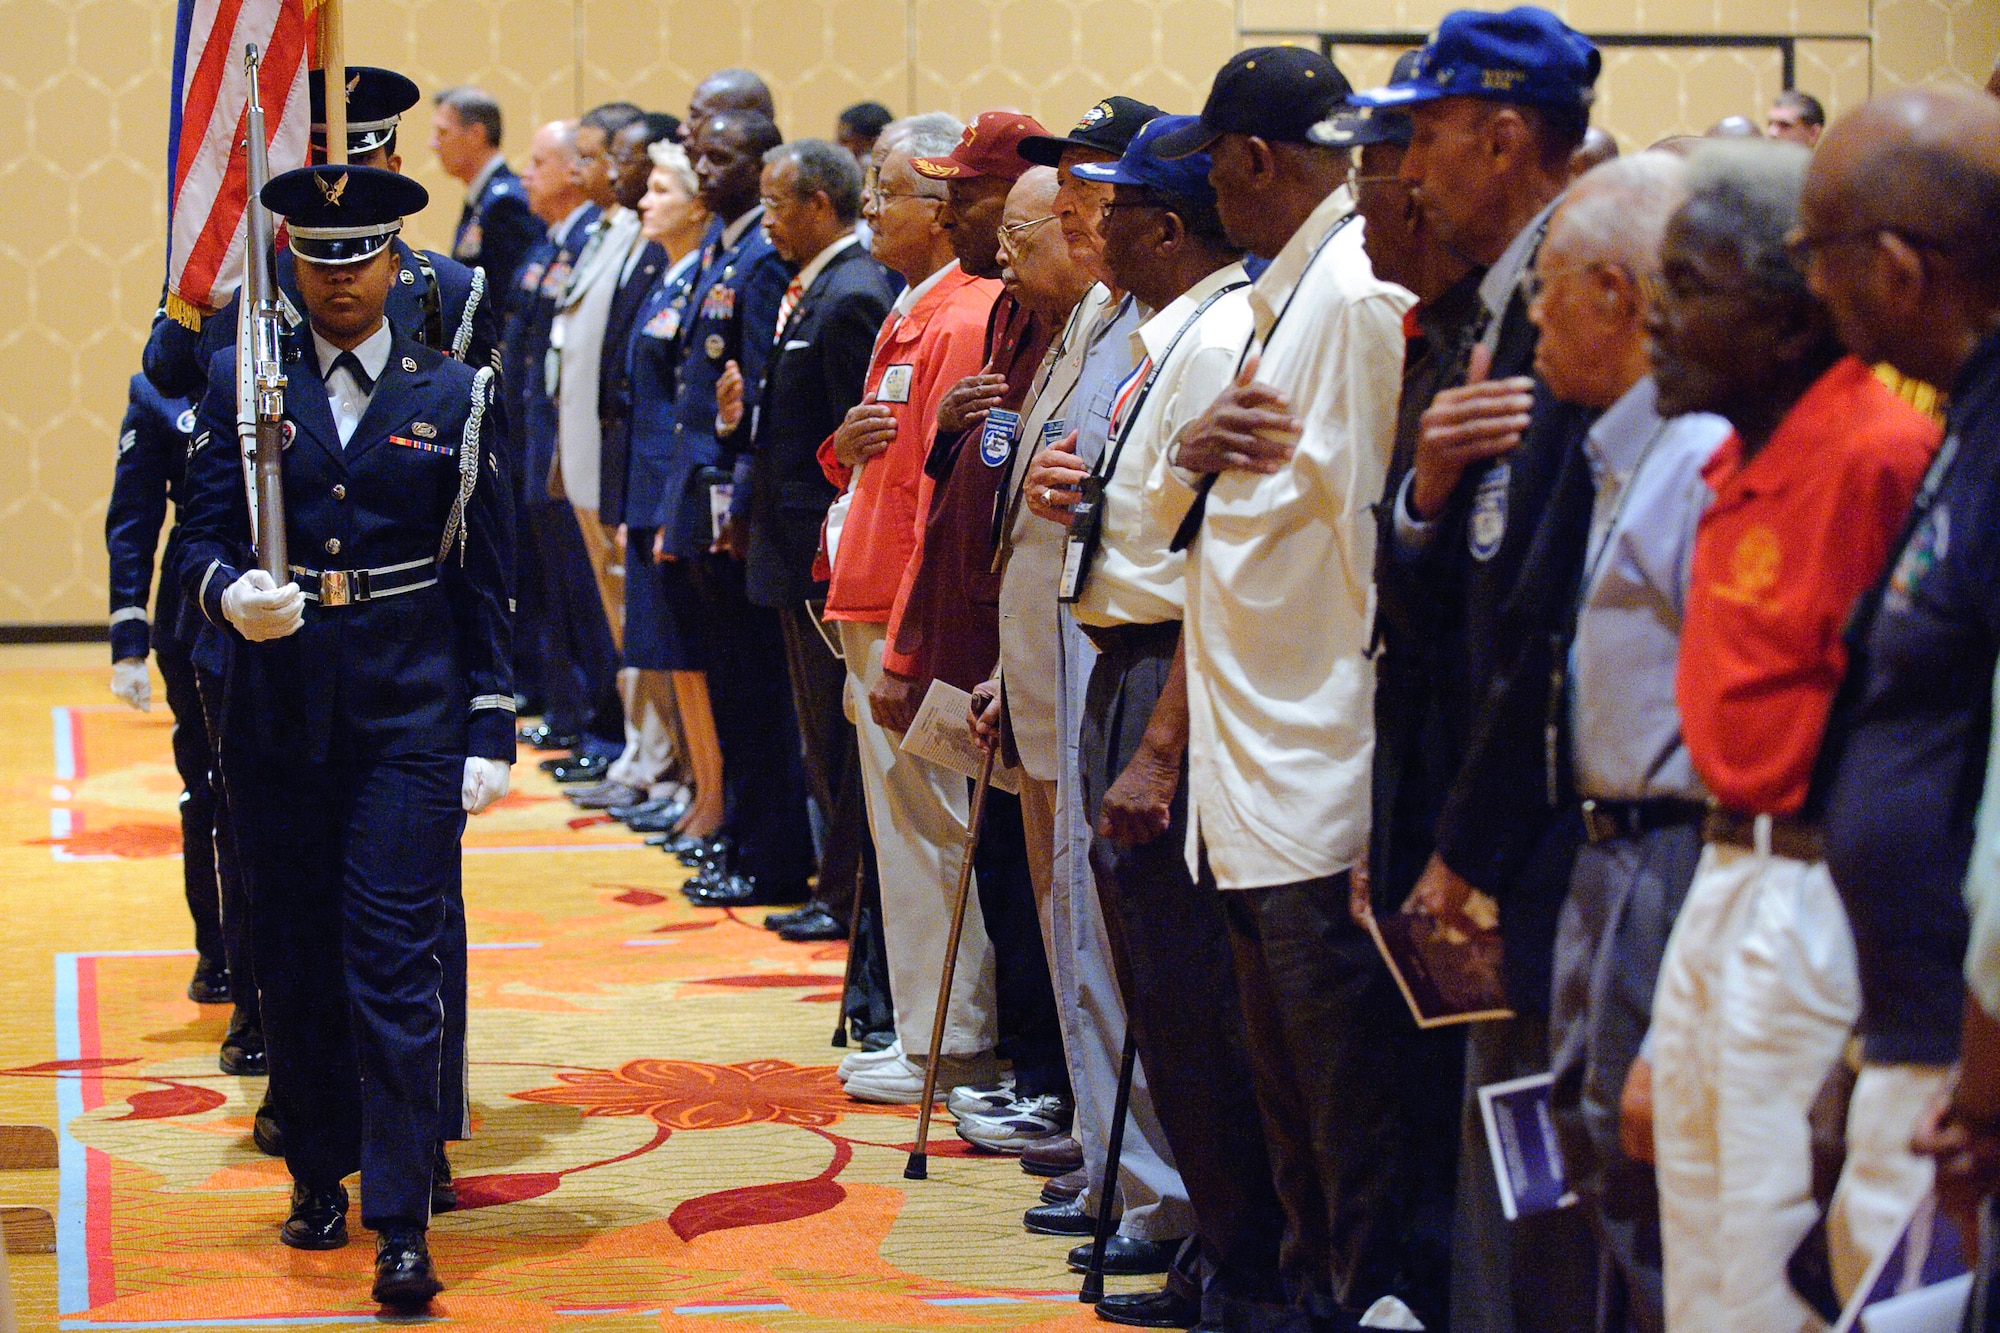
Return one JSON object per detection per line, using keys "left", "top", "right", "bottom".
{"left": 743, "top": 239, "right": 896, "bottom": 609}
{"left": 1376, "top": 282, "right": 1599, "bottom": 1014}
{"left": 180, "top": 332, "right": 515, "bottom": 764}
{"left": 454, "top": 161, "right": 539, "bottom": 296}
{"left": 596, "top": 240, "right": 667, "bottom": 526}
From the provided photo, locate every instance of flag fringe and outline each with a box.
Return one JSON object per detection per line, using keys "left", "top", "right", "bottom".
{"left": 165, "top": 291, "right": 205, "bottom": 331}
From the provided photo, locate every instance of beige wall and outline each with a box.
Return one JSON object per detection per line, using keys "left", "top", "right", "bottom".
{"left": 2, "top": 0, "right": 1994, "bottom": 625}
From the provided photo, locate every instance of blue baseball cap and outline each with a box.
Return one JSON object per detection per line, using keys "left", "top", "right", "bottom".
{"left": 1346, "top": 7, "right": 1599, "bottom": 115}
{"left": 1070, "top": 115, "right": 1218, "bottom": 207}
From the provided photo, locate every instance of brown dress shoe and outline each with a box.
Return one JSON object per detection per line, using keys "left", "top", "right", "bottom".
{"left": 1041, "top": 1166, "right": 1086, "bottom": 1205}
{"left": 1020, "top": 1135, "right": 1083, "bottom": 1178}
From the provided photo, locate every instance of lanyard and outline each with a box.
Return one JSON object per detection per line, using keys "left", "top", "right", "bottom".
{"left": 1090, "top": 279, "right": 1251, "bottom": 493}
{"left": 1170, "top": 214, "right": 1355, "bottom": 553}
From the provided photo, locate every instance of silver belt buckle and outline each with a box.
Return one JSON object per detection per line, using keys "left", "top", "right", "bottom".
{"left": 320, "top": 569, "right": 351, "bottom": 607}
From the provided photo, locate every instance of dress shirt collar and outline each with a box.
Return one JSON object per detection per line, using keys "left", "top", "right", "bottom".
{"left": 464, "top": 153, "right": 504, "bottom": 205}
{"left": 1584, "top": 376, "right": 1667, "bottom": 486}
{"left": 789, "top": 232, "right": 860, "bottom": 300}
{"left": 1478, "top": 196, "right": 1562, "bottom": 325}
{"left": 891, "top": 259, "right": 957, "bottom": 318}
{"left": 719, "top": 204, "right": 765, "bottom": 252}
{"left": 551, "top": 202, "right": 591, "bottom": 244}
{"left": 1133, "top": 262, "right": 1251, "bottom": 361}
{"left": 1248, "top": 187, "right": 1352, "bottom": 340}
{"left": 313, "top": 320, "right": 394, "bottom": 385}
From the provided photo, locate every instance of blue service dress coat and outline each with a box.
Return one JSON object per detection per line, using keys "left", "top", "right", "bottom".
{"left": 452, "top": 161, "right": 539, "bottom": 296}
{"left": 107, "top": 374, "right": 197, "bottom": 663}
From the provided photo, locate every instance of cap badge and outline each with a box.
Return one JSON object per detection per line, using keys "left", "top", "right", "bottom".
{"left": 315, "top": 171, "right": 348, "bottom": 207}
{"left": 1077, "top": 102, "right": 1112, "bottom": 131}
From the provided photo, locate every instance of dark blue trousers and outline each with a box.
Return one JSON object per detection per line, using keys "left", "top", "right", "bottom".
{"left": 228, "top": 738, "right": 462, "bottom": 1228}
{"left": 527, "top": 500, "right": 620, "bottom": 743}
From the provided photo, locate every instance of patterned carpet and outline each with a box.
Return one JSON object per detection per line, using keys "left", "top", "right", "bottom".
{"left": 0, "top": 645, "right": 1143, "bottom": 1331}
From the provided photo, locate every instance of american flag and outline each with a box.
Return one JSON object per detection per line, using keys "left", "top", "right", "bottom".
{"left": 162, "top": 0, "right": 315, "bottom": 328}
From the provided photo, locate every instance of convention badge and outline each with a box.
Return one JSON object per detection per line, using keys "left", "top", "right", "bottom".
{"left": 705, "top": 333, "right": 727, "bottom": 360}
{"left": 1039, "top": 419, "right": 1067, "bottom": 452}
{"left": 1468, "top": 461, "right": 1510, "bottom": 562}
{"left": 175, "top": 408, "right": 197, "bottom": 435}
{"left": 877, "top": 364, "right": 915, "bottom": 404}
{"left": 1886, "top": 507, "right": 1949, "bottom": 613}
{"left": 980, "top": 408, "right": 1022, "bottom": 468}
{"left": 1059, "top": 474, "right": 1107, "bottom": 604}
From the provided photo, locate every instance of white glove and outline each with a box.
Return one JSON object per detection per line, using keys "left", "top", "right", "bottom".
{"left": 221, "top": 569, "right": 304, "bottom": 642}
{"left": 110, "top": 658, "right": 151, "bottom": 711}
{"left": 462, "top": 757, "right": 511, "bottom": 814}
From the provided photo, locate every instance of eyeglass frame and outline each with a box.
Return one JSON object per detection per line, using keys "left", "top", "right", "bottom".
{"left": 997, "top": 212, "right": 1060, "bottom": 254}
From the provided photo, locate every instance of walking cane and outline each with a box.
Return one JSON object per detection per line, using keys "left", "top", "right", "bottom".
{"left": 903, "top": 744, "right": 998, "bottom": 1181}
{"left": 829, "top": 859, "right": 869, "bottom": 1048}
{"left": 1079, "top": 1026, "right": 1139, "bottom": 1304}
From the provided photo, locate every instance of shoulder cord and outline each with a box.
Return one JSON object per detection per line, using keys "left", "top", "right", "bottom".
{"left": 453, "top": 266, "right": 486, "bottom": 362}
{"left": 439, "top": 366, "right": 495, "bottom": 565}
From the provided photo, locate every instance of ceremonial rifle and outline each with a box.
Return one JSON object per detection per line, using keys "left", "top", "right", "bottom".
{"left": 237, "top": 43, "right": 288, "bottom": 578}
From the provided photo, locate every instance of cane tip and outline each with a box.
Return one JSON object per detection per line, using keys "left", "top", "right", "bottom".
{"left": 903, "top": 1153, "right": 928, "bottom": 1181}
{"left": 1079, "top": 1277, "right": 1104, "bottom": 1305}
{"left": 831, "top": 1030, "right": 848, "bottom": 1048}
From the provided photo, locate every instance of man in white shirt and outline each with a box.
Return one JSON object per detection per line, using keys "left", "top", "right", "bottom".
{"left": 1150, "top": 48, "right": 1424, "bottom": 1328}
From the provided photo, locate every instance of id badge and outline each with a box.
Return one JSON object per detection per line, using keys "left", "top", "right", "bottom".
{"left": 980, "top": 408, "right": 1021, "bottom": 468}
{"left": 1058, "top": 475, "right": 1106, "bottom": 604}
{"left": 1039, "top": 418, "right": 1068, "bottom": 454}
{"left": 709, "top": 482, "right": 735, "bottom": 541}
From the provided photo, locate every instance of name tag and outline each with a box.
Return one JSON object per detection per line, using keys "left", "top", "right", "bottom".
{"left": 980, "top": 409, "right": 1021, "bottom": 468}
{"left": 1039, "top": 419, "right": 1068, "bottom": 452}
{"left": 877, "top": 364, "right": 914, "bottom": 404}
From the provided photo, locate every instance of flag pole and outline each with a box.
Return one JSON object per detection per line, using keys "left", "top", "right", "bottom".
{"left": 318, "top": 0, "right": 345, "bottom": 163}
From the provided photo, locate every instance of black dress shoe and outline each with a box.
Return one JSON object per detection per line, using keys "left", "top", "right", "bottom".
{"left": 218, "top": 1010, "right": 267, "bottom": 1075}
{"left": 1094, "top": 1288, "right": 1201, "bottom": 1328}
{"left": 764, "top": 904, "right": 817, "bottom": 931}
{"left": 431, "top": 1143, "right": 457, "bottom": 1213}
{"left": 279, "top": 1183, "right": 349, "bottom": 1250}
{"left": 517, "top": 723, "right": 580, "bottom": 750}
{"left": 538, "top": 751, "right": 580, "bottom": 772}
{"left": 187, "top": 957, "right": 231, "bottom": 1005}
{"left": 549, "top": 755, "right": 612, "bottom": 783}
{"left": 252, "top": 1098, "right": 284, "bottom": 1156}
{"left": 372, "top": 1227, "right": 442, "bottom": 1309}
{"left": 777, "top": 904, "right": 845, "bottom": 942}
{"left": 1024, "top": 1195, "right": 1101, "bottom": 1236}
{"left": 625, "top": 805, "right": 692, "bottom": 834}
{"left": 610, "top": 796, "right": 670, "bottom": 820}
{"left": 673, "top": 835, "right": 730, "bottom": 868}
{"left": 1067, "top": 1235, "right": 1183, "bottom": 1276}
{"left": 685, "top": 874, "right": 761, "bottom": 908}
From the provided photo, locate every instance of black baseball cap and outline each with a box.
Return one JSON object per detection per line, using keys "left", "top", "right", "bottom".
{"left": 1018, "top": 96, "right": 1162, "bottom": 166}
{"left": 1153, "top": 46, "right": 1353, "bottom": 159}
{"left": 263, "top": 164, "right": 428, "bottom": 266}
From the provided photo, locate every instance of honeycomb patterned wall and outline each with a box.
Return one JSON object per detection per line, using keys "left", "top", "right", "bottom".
{"left": 2, "top": 0, "right": 1995, "bottom": 625}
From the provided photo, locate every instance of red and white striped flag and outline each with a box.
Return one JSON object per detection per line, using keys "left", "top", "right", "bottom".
{"left": 162, "top": 0, "right": 315, "bottom": 328}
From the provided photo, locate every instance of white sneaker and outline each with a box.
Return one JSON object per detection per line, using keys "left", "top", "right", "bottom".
{"left": 836, "top": 1038, "right": 903, "bottom": 1082}
{"left": 842, "top": 1052, "right": 998, "bottom": 1105}
{"left": 946, "top": 1072, "right": 1017, "bottom": 1120}
{"left": 953, "top": 1093, "right": 1073, "bottom": 1153}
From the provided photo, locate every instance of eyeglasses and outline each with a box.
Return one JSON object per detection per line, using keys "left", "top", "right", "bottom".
{"left": 1345, "top": 164, "right": 1408, "bottom": 195}
{"left": 867, "top": 187, "right": 942, "bottom": 209}
{"left": 997, "top": 213, "right": 1059, "bottom": 253}
{"left": 1783, "top": 224, "right": 1951, "bottom": 272}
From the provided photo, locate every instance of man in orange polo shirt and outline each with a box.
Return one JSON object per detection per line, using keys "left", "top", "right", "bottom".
{"left": 1639, "top": 140, "right": 1939, "bottom": 1333}
{"left": 817, "top": 113, "right": 1007, "bottom": 1097}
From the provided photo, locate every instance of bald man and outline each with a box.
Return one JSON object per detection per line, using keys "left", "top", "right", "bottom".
{"left": 1799, "top": 85, "right": 2000, "bottom": 1301}
{"left": 685, "top": 69, "right": 775, "bottom": 140}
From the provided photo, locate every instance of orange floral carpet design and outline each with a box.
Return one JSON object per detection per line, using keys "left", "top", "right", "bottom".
{"left": 0, "top": 648, "right": 1144, "bottom": 1331}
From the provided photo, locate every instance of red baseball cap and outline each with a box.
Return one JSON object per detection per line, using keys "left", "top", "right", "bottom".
{"left": 911, "top": 111, "right": 1048, "bottom": 183}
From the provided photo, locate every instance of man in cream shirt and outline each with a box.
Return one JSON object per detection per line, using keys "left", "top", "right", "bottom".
{"left": 1152, "top": 48, "right": 1427, "bottom": 1329}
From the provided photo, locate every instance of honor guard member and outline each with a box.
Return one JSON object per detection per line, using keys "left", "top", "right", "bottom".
{"left": 176, "top": 164, "right": 514, "bottom": 1310}
{"left": 105, "top": 370, "right": 265, "bottom": 1077}
{"left": 144, "top": 66, "right": 501, "bottom": 405}
{"left": 434, "top": 85, "right": 540, "bottom": 293}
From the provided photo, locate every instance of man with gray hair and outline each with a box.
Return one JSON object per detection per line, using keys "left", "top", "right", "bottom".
{"left": 1524, "top": 151, "right": 1731, "bottom": 1333}
{"left": 1642, "top": 138, "right": 1937, "bottom": 1333}
{"left": 433, "top": 86, "right": 538, "bottom": 292}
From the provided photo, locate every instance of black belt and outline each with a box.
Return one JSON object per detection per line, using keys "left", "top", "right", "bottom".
{"left": 1579, "top": 798, "right": 1706, "bottom": 845}
{"left": 289, "top": 558, "right": 438, "bottom": 607}
{"left": 1702, "top": 808, "right": 1826, "bottom": 863}
{"left": 1080, "top": 620, "right": 1181, "bottom": 658}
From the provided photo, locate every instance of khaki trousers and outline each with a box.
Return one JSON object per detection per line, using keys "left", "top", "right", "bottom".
{"left": 838, "top": 619, "right": 996, "bottom": 1056}
{"left": 572, "top": 506, "right": 681, "bottom": 789}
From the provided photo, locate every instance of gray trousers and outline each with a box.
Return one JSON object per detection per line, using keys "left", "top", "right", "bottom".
{"left": 1547, "top": 821, "right": 1700, "bottom": 1333}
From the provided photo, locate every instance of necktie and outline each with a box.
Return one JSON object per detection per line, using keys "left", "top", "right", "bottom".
{"left": 774, "top": 278, "right": 804, "bottom": 345}
{"left": 331, "top": 350, "right": 376, "bottom": 395}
